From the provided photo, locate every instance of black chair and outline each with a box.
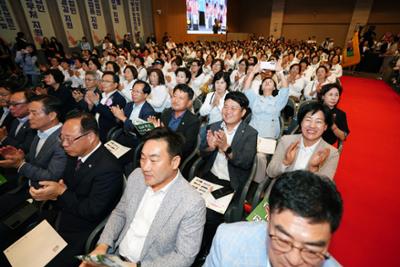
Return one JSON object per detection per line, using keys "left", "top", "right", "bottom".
{"left": 188, "top": 154, "right": 257, "bottom": 222}
{"left": 179, "top": 135, "right": 201, "bottom": 178}
{"left": 84, "top": 174, "right": 127, "bottom": 254}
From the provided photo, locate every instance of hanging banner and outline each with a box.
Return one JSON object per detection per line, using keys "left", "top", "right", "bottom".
{"left": 84, "top": 0, "right": 107, "bottom": 46}
{"left": 128, "top": 0, "right": 144, "bottom": 42}
{"left": 20, "top": 0, "right": 55, "bottom": 47}
{"left": 109, "top": 0, "right": 128, "bottom": 44}
{"left": 0, "top": 0, "right": 20, "bottom": 44}
{"left": 56, "top": 0, "right": 84, "bottom": 47}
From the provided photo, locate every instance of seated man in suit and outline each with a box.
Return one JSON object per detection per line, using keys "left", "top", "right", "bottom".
{"left": 72, "top": 70, "right": 101, "bottom": 112}
{"left": 0, "top": 95, "right": 67, "bottom": 189}
{"left": 196, "top": 91, "right": 258, "bottom": 261}
{"left": 111, "top": 80, "right": 156, "bottom": 147}
{"left": 29, "top": 112, "right": 124, "bottom": 267}
{"left": 82, "top": 127, "right": 206, "bottom": 267}
{"left": 0, "top": 88, "right": 36, "bottom": 154}
{"left": 149, "top": 84, "right": 200, "bottom": 159}
{"left": 85, "top": 71, "right": 126, "bottom": 142}
{"left": 205, "top": 170, "right": 343, "bottom": 267}
{"left": 0, "top": 82, "right": 14, "bottom": 132}
{"left": 267, "top": 102, "right": 339, "bottom": 180}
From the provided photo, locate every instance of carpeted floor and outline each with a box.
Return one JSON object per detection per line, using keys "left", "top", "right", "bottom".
{"left": 329, "top": 76, "right": 400, "bottom": 266}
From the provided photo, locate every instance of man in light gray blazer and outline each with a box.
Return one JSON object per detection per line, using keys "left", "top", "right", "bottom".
{"left": 0, "top": 95, "right": 67, "bottom": 188}
{"left": 267, "top": 102, "right": 339, "bottom": 180}
{"left": 82, "top": 128, "right": 206, "bottom": 267}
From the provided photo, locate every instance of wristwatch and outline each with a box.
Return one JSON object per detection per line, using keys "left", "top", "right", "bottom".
{"left": 224, "top": 146, "right": 232, "bottom": 157}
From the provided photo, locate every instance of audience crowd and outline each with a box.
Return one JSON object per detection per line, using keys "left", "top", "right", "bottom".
{"left": 0, "top": 30, "right": 359, "bottom": 267}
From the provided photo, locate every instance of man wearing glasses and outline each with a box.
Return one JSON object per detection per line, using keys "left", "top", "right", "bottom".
{"left": 204, "top": 170, "right": 343, "bottom": 267}
{"left": 0, "top": 89, "right": 36, "bottom": 153}
{"left": 29, "top": 112, "right": 124, "bottom": 267}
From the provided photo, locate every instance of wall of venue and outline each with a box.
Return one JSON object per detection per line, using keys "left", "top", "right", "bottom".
{"left": 152, "top": 0, "right": 400, "bottom": 46}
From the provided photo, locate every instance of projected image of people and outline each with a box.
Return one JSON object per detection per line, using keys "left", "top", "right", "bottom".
{"left": 187, "top": 0, "right": 227, "bottom": 34}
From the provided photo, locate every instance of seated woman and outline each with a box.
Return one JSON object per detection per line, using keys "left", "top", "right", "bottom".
{"left": 229, "top": 58, "right": 248, "bottom": 91}
{"left": 267, "top": 102, "right": 339, "bottom": 180}
{"left": 286, "top": 63, "right": 307, "bottom": 102}
{"left": 318, "top": 83, "right": 350, "bottom": 145}
{"left": 147, "top": 68, "right": 170, "bottom": 113}
{"left": 199, "top": 71, "right": 230, "bottom": 125}
{"left": 304, "top": 65, "right": 330, "bottom": 100}
{"left": 189, "top": 59, "right": 206, "bottom": 98}
{"left": 119, "top": 65, "right": 138, "bottom": 102}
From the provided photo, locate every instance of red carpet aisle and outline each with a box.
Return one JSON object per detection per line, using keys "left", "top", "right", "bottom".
{"left": 329, "top": 76, "right": 400, "bottom": 266}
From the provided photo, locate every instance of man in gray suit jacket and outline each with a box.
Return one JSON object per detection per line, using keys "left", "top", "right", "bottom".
{"left": 82, "top": 128, "right": 206, "bottom": 267}
{"left": 0, "top": 95, "right": 67, "bottom": 188}
{"left": 267, "top": 102, "right": 339, "bottom": 180}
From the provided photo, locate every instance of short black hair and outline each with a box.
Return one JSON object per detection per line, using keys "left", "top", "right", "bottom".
{"left": 148, "top": 68, "right": 165, "bottom": 85}
{"left": 142, "top": 127, "right": 184, "bottom": 158}
{"left": 88, "top": 57, "right": 102, "bottom": 70}
{"left": 173, "top": 83, "right": 194, "bottom": 100}
{"left": 297, "top": 101, "right": 333, "bottom": 128}
{"left": 102, "top": 71, "right": 120, "bottom": 84}
{"left": 134, "top": 56, "right": 145, "bottom": 65}
{"left": 124, "top": 65, "right": 138, "bottom": 79}
{"left": 224, "top": 91, "right": 249, "bottom": 109}
{"left": 212, "top": 71, "right": 230, "bottom": 89}
{"left": 65, "top": 111, "right": 99, "bottom": 136}
{"left": 175, "top": 67, "right": 191, "bottom": 84}
{"left": 106, "top": 61, "right": 120, "bottom": 74}
{"left": 259, "top": 77, "right": 278, "bottom": 96}
{"left": 133, "top": 80, "right": 151, "bottom": 95}
{"left": 269, "top": 170, "right": 343, "bottom": 233}
{"left": 319, "top": 83, "right": 343, "bottom": 100}
{"left": 29, "top": 95, "right": 62, "bottom": 120}
{"left": 45, "top": 69, "right": 64, "bottom": 84}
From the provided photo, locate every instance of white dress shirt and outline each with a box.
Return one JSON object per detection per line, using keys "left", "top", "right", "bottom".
{"left": 35, "top": 123, "right": 62, "bottom": 157}
{"left": 211, "top": 122, "right": 240, "bottom": 181}
{"left": 79, "top": 142, "right": 102, "bottom": 163}
{"left": 129, "top": 102, "right": 144, "bottom": 121}
{"left": 281, "top": 137, "right": 321, "bottom": 172}
{"left": 118, "top": 172, "right": 179, "bottom": 262}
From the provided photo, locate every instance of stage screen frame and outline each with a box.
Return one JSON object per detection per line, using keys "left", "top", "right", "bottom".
{"left": 186, "top": 0, "right": 227, "bottom": 34}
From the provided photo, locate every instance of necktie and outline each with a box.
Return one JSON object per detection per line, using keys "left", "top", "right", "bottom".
{"left": 75, "top": 159, "right": 82, "bottom": 171}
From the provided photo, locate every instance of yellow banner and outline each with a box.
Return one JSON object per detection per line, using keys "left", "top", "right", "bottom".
{"left": 342, "top": 31, "right": 361, "bottom": 68}
{"left": 56, "top": 0, "right": 84, "bottom": 47}
{"left": 109, "top": 0, "right": 128, "bottom": 44}
{"left": 0, "top": 0, "right": 20, "bottom": 44}
{"left": 20, "top": 0, "right": 55, "bottom": 48}
{"left": 84, "top": 0, "right": 107, "bottom": 46}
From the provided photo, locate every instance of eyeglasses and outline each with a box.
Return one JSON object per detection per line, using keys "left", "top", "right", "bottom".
{"left": 59, "top": 132, "right": 90, "bottom": 145}
{"left": 269, "top": 234, "right": 330, "bottom": 264}
{"left": 9, "top": 101, "right": 27, "bottom": 107}
{"left": 85, "top": 78, "right": 97, "bottom": 81}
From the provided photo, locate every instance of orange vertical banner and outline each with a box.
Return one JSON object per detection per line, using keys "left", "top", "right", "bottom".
{"left": 342, "top": 31, "right": 361, "bottom": 67}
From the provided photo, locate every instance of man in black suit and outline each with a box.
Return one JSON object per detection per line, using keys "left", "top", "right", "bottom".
{"left": 195, "top": 91, "right": 258, "bottom": 262}
{"left": 0, "top": 89, "right": 36, "bottom": 154}
{"left": 150, "top": 84, "right": 200, "bottom": 159}
{"left": 29, "top": 112, "right": 124, "bottom": 267}
{"left": 85, "top": 71, "right": 126, "bottom": 142}
{"left": 0, "top": 82, "right": 14, "bottom": 132}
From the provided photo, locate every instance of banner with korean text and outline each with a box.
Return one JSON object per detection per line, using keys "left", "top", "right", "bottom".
{"left": 108, "top": 0, "right": 128, "bottom": 44}
{"left": 128, "top": 0, "right": 144, "bottom": 42}
{"left": 20, "top": 0, "right": 55, "bottom": 47}
{"left": 56, "top": 0, "right": 84, "bottom": 47}
{"left": 84, "top": 0, "right": 107, "bottom": 46}
{"left": 0, "top": 0, "right": 20, "bottom": 44}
